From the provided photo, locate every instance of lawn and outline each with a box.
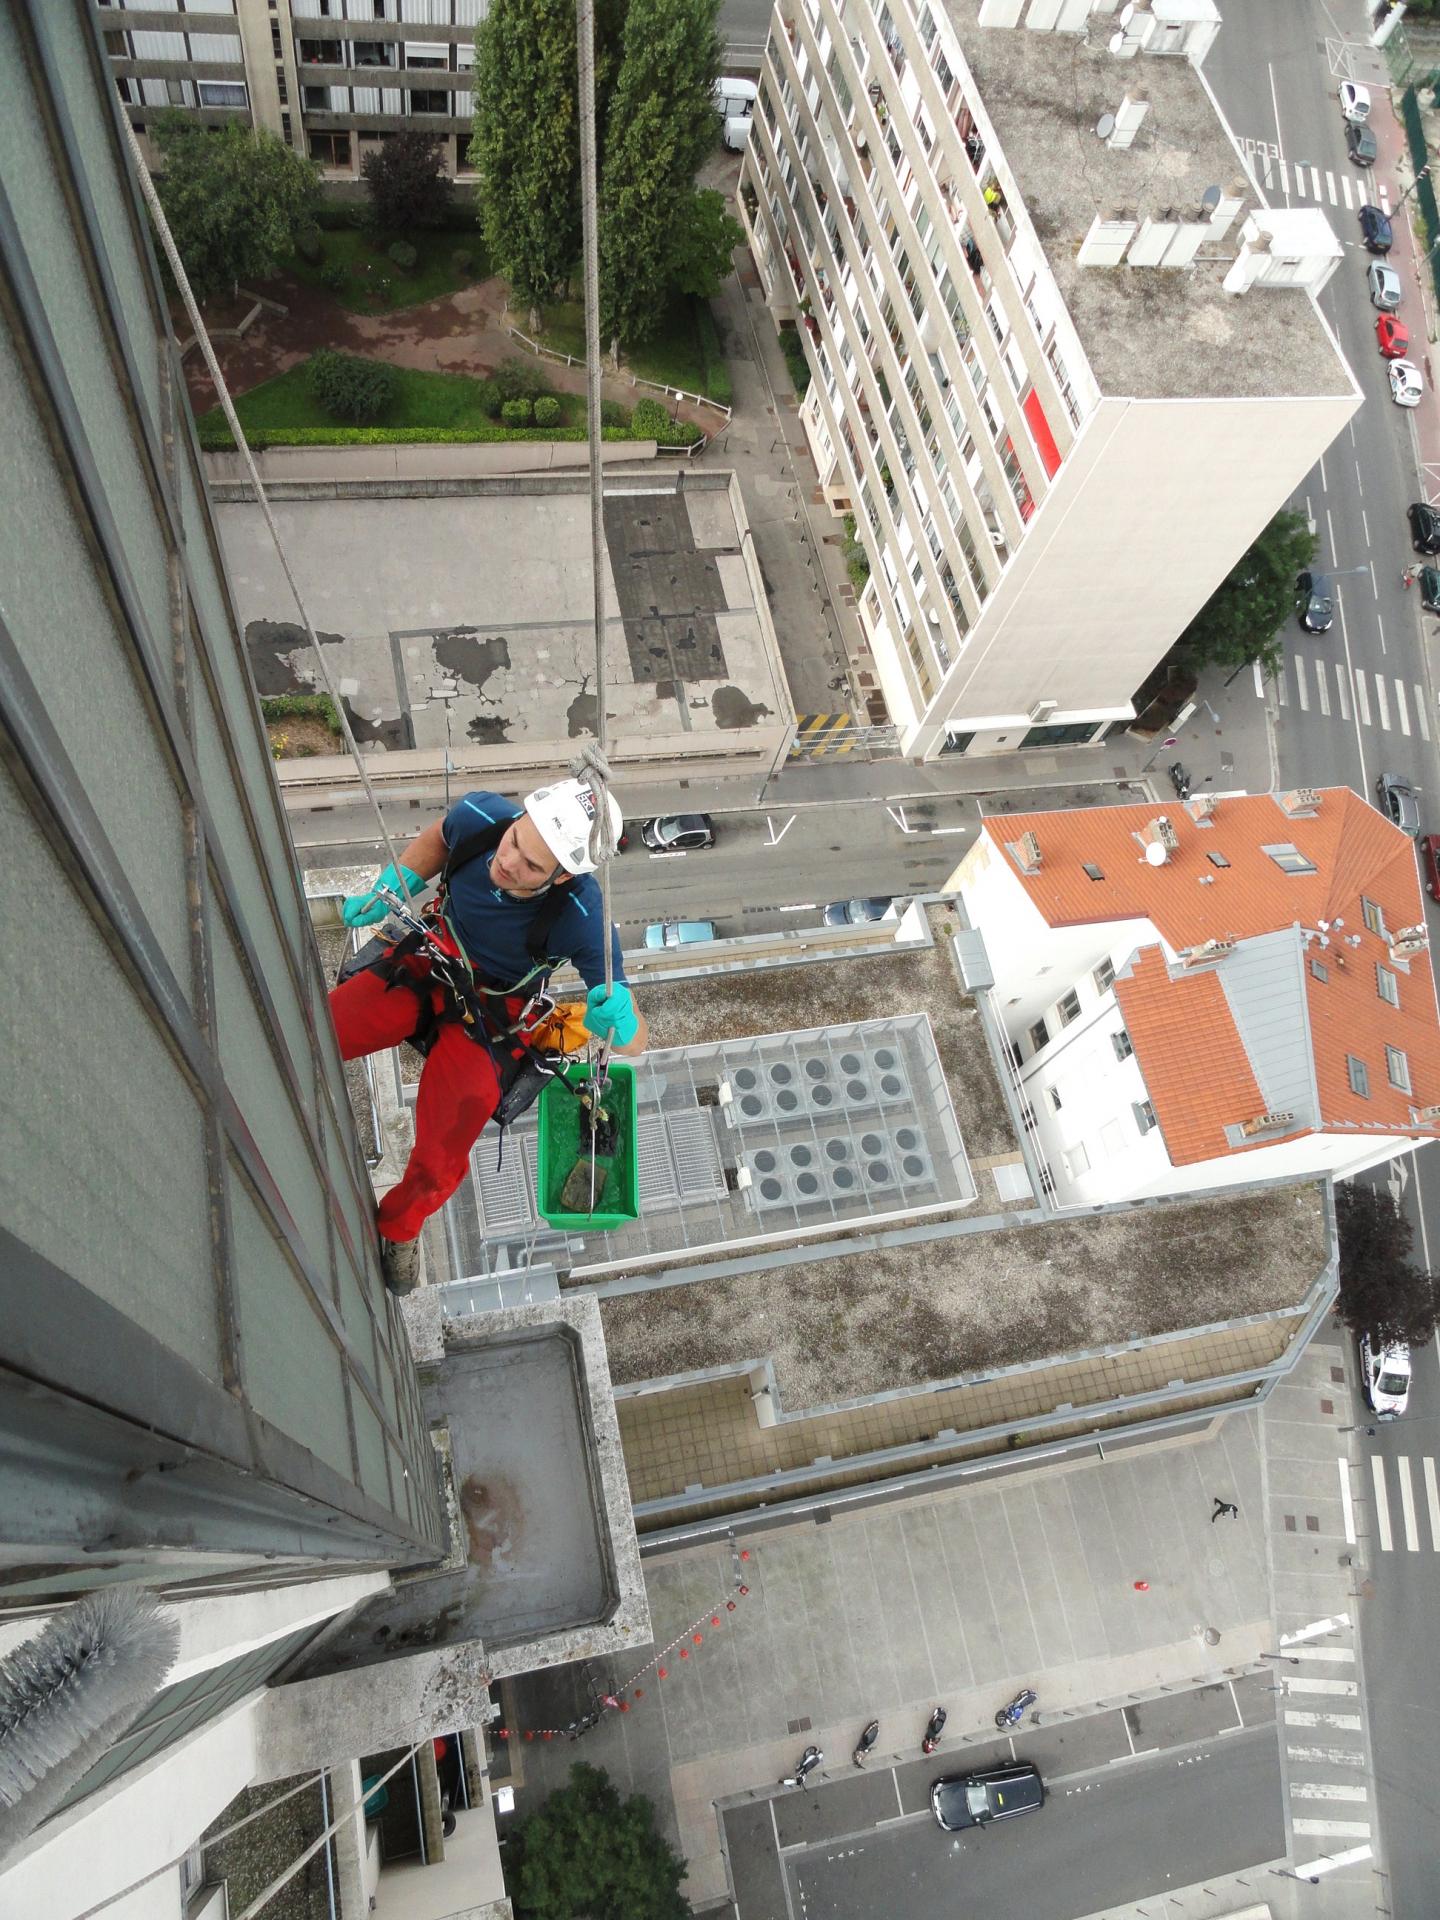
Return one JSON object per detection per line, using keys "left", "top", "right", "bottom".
{"left": 196, "top": 358, "right": 589, "bottom": 442}
{"left": 284, "top": 226, "right": 490, "bottom": 312}
{"left": 536, "top": 291, "right": 728, "bottom": 402}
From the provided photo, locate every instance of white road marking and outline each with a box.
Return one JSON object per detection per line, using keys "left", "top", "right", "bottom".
{"left": 1342, "top": 174, "right": 1355, "bottom": 209}
{"left": 1424, "top": 1456, "right": 1440, "bottom": 1548}
{"left": 1281, "top": 1613, "right": 1351, "bottom": 1646}
{"left": 1296, "top": 654, "right": 1310, "bottom": 711}
{"left": 1396, "top": 679, "right": 1411, "bottom": 737}
{"left": 1288, "top": 1746, "right": 1366, "bottom": 1767}
{"left": 1253, "top": 659, "right": 1266, "bottom": 698}
{"left": 1293, "top": 1817, "right": 1372, "bottom": 1839}
{"left": 1337, "top": 1456, "right": 1357, "bottom": 1544}
{"left": 1277, "top": 668, "right": 1288, "bottom": 707}
{"left": 1397, "top": 1456, "right": 1420, "bottom": 1550}
{"left": 1419, "top": 691, "right": 1431, "bottom": 742}
{"left": 1293, "top": 1646, "right": 1356, "bottom": 1664}
{"left": 1337, "top": 665, "right": 1351, "bottom": 721}
{"left": 1380, "top": 182, "right": 1391, "bottom": 213}
{"left": 1279, "top": 158, "right": 1290, "bottom": 195}
{"left": 1283, "top": 1676, "right": 1358, "bottom": 1697}
{"left": 1355, "top": 670, "right": 1372, "bottom": 727}
{"left": 1294, "top": 1843, "right": 1373, "bottom": 1877}
{"left": 1325, "top": 169, "right": 1337, "bottom": 203}
{"left": 1375, "top": 674, "right": 1391, "bottom": 730}
{"left": 1361, "top": 506, "right": 1371, "bottom": 546}
{"left": 1372, "top": 1453, "right": 1393, "bottom": 1552}
{"left": 1317, "top": 660, "right": 1331, "bottom": 716}
{"left": 1293, "top": 1782, "right": 1369, "bottom": 1802}
{"left": 1376, "top": 609, "right": 1386, "bottom": 655}
{"left": 1285, "top": 1709, "right": 1363, "bottom": 1731}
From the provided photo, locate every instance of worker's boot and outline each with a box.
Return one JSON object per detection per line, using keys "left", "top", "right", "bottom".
{"left": 380, "top": 1234, "right": 421, "bottom": 1295}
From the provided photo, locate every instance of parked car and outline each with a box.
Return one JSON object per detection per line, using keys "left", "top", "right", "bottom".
{"left": 1359, "top": 1333, "right": 1412, "bottom": 1420}
{"left": 1360, "top": 203, "right": 1393, "bottom": 253}
{"left": 644, "top": 919, "right": 716, "bottom": 949}
{"left": 1340, "top": 80, "right": 1372, "bottom": 122}
{"left": 931, "top": 1763, "right": 1046, "bottom": 1832}
{"left": 1389, "top": 359, "right": 1424, "bottom": 408}
{"left": 640, "top": 813, "right": 716, "bottom": 851}
{"left": 1419, "top": 567, "right": 1440, "bottom": 616}
{"left": 822, "top": 896, "right": 897, "bottom": 927}
{"left": 1376, "top": 771, "right": 1422, "bottom": 838}
{"left": 1368, "top": 261, "right": 1402, "bottom": 310}
{"left": 1377, "top": 314, "right": 1410, "bottom": 359}
{"left": 1419, "top": 831, "right": 1440, "bottom": 897}
{"left": 1346, "top": 123, "right": 1379, "bottom": 167}
{"left": 1409, "top": 500, "right": 1440, "bottom": 553}
{"left": 1295, "top": 570, "right": 1335, "bottom": 634}
{"left": 713, "top": 76, "right": 757, "bottom": 152}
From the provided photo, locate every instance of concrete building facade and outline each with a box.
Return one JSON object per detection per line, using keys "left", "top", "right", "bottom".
{"left": 97, "top": 0, "right": 482, "bottom": 182}
{"left": 735, "top": 0, "right": 1360, "bottom": 758}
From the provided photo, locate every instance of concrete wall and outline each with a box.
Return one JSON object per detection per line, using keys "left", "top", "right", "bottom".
{"left": 372, "top": 1795, "right": 507, "bottom": 1920}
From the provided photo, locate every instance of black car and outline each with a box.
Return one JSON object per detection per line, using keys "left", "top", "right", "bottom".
{"left": 931, "top": 1762, "right": 1046, "bottom": 1832}
{"left": 1409, "top": 500, "right": 1440, "bottom": 554}
{"left": 640, "top": 813, "right": 716, "bottom": 851}
{"left": 1295, "top": 570, "right": 1334, "bottom": 634}
{"left": 1346, "top": 123, "right": 1378, "bottom": 167}
{"left": 1419, "top": 567, "right": 1440, "bottom": 615}
{"left": 1360, "top": 203, "right": 1393, "bottom": 253}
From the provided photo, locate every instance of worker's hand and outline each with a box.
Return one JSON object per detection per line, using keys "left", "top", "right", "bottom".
{"left": 583, "top": 982, "right": 639, "bottom": 1047}
{"left": 341, "top": 863, "right": 424, "bottom": 929}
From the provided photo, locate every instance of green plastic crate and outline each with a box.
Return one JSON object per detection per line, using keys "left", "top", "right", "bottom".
{"left": 537, "top": 1061, "right": 639, "bottom": 1230}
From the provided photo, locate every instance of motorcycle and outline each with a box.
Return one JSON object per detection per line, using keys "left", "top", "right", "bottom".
{"left": 994, "top": 1687, "right": 1037, "bottom": 1729}
{"left": 921, "top": 1706, "right": 947, "bottom": 1756}
{"left": 1168, "top": 760, "right": 1192, "bottom": 801}
{"left": 779, "top": 1744, "right": 823, "bottom": 1789}
{"left": 852, "top": 1719, "right": 880, "bottom": 1768}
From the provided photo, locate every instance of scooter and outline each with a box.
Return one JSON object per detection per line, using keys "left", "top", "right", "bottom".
{"left": 779, "top": 1744, "right": 823, "bottom": 1789}
{"left": 921, "top": 1706, "right": 947, "bottom": 1755}
{"left": 994, "top": 1687, "right": 1037, "bottom": 1729}
{"left": 1168, "top": 760, "right": 1192, "bottom": 801}
{"left": 852, "top": 1719, "right": 880, "bottom": 1768}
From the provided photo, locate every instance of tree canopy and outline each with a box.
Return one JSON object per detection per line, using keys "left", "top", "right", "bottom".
{"left": 362, "top": 130, "right": 454, "bottom": 234}
{"left": 508, "top": 1764, "right": 690, "bottom": 1920}
{"left": 1335, "top": 1184, "right": 1438, "bottom": 1351}
{"left": 1174, "top": 508, "right": 1315, "bottom": 679}
{"left": 150, "top": 113, "right": 319, "bottom": 302}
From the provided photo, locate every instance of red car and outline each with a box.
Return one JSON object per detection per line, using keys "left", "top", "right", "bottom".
{"left": 1421, "top": 833, "right": 1440, "bottom": 899}
{"left": 1378, "top": 314, "right": 1410, "bottom": 359}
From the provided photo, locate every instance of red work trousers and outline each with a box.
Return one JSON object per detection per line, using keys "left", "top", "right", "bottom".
{"left": 329, "top": 965, "right": 500, "bottom": 1244}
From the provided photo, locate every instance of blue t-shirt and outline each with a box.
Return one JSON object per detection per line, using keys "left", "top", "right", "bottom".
{"left": 440, "top": 791, "right": 625, "bottom": 992}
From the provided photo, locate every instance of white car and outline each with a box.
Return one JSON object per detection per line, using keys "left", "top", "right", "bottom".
{"left": 1360, "top": 1334, "right": 1411, "bottom": 1419}
{"left": 1390, "top": 358, "right": 1424, "bottom": 408}
{"left": 1340, "top": 81, "right": 1372, "bottom": 124}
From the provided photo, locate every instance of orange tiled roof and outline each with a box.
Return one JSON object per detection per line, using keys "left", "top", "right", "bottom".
{"left": 984, "top": 789, "right": 1440, "bottom": 1143}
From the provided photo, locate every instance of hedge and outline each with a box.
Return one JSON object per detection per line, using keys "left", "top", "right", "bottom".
{"left": 260, "top": 692, "right": 341, "bottom": 727}
{"left": 198, "top": 420, "right": 648, "bottom": 449}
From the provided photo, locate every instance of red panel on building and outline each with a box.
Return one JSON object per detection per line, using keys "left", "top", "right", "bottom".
{"left": 1022, "top": 387, "right": 1062, "bottom": 479}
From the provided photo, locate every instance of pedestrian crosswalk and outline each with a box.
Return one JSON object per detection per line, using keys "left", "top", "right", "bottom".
{"left": 1260, "top": 651, "right": 1436, "bottom": 741}
{"left": 1344, "top": 1450, "right": 1440, "bottom": 1552}
{"left": 1241, "top": 138, "right": 1391, "bottom": 216}
{"left": 1277, "top": 1618, "right": 1374, "bottom": 1858}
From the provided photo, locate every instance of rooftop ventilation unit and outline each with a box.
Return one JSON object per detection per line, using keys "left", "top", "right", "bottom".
{"left": 1185, "top": 794, "right": 1217, "bottom": 825}
{"left": 741, "top": 1123, "right": 937, "bottom": 1212}
{"left": 1028, "top": 699, "right": 1058, "bottom": 723}
{"left": 1011, "top": 830, "right": 1043, "bottom": 874}
{"left": 1239, "top": 1109, "right": 1296, "bottom": 1138}
{"left": 1278, "top": 788, "right": 1322, "bottom": 817}
{"left": 722, "top": 1043, "right": 914, "bottom": 1128}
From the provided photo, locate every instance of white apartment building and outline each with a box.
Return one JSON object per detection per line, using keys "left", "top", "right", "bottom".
{"left": 97, "top": 0, "right": 482, "bottom": 181}
{"left": 737, "top": 0, "right": 1360, "bottom": 758}
{"left": 950, "top": 790, "right": 1440, "bottom": 1206}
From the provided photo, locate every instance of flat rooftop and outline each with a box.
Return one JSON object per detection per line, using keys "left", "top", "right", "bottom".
{"left": 942, "top": 4, "right": 1352, "bottom": 401}
{"left": 215, "top": 473, "right": 786, "bottom": 758}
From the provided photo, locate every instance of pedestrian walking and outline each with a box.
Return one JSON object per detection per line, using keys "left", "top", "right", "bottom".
{"left": 1211, "top": 1497, "right": 1239, "bottom": 1523}
{"left": 1402, "top": 566, "right": 1416, "bottom": 589}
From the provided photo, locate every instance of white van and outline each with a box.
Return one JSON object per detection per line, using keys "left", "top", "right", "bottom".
{"left": 714, "top": 76, "right": 758, "bottom": 151}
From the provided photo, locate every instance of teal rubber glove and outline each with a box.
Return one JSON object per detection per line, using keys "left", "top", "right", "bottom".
{"left": 584, "top": 982, "right": 638, "bottom": 1047}
{"left": 342, "top": 863, "right": 424, "bottom": 929}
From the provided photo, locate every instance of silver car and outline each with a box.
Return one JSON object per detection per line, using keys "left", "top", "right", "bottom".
{"left": 1368, "top": 262, "right": 1402, "bottom": 312}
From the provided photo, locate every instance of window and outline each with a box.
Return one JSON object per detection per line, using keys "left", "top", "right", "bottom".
{"left": 197, "top": 81, "right": 249, "bottom": 110}
{"left": 1264, "top": 843, "right": 1317, "bottom": 876}
{"left": 1020, "top": 1101, "right": 1037, "bottom": 1133}
{"left": 1206, "top": 851, "right": 1230, "bottom": 868}
{"left": 309, "top": 131, "right": 351, "bottom": 167}
{"left": 1309, "top": 957, "right": 1328, "bottom": 982}
{"left": 1377, "top": 965, "right": 1399, "bottom": 1007}
{"left": 408, "top": 88, "right": 449, "bottom": 114}
{"left": 1387, "top": 1046, "right": 1411, "bottom": 1092}
{"left": 1083, "top": 863, "right": 1105, "bottom": 882}
{"left": 1093, "top": 957, "right": 1115, "bottom": 994}
{"left": 1046, "top": 1086, "right": 1063, "bottom": 1113}
{"left": 1028, "top": 1018, "right": 1049, "bottom": 1054}
{"left": 1057, "top": 989, "right": 1081, "bottom": 1027}
{"left": 1133, "top": 1099, "right": 1157, "bottom": 1134}
{"left": 1065, "top": 1141, "right": 1090, "bottom": 1176}
{"left": 1362, "top": 896, "right": 1386, "bottom": 937}
{"left": 1347, "top": 1055, "right": 1370, "bottom": 1098}
{"left": 1112, "top": 1028, "right": 1133, "bottom": 1061}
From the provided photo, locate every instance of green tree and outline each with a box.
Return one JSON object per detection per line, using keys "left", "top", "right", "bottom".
{"left": 509, "top": 1764, "right": 690, "bottom": 1920}
{"left": 667, "top": 188, "right": 745, "bottom": 300}
{"left": 1336, "top": 1185, "right": 1438, "bottom": 1351}
{"left": 362, "top": 130, "right": 454, "bottom": 234}
{"left": 600, "top": 0, "right": 723, "bottom": 349}
{"left": 1173, "top": 508, "right": 1315, "bottom": 679}
{"left": 150, "top": 112, "right": 319, "bottom": 302}
{"left": 471, "top": 0, "right": 581, "bottom": 333}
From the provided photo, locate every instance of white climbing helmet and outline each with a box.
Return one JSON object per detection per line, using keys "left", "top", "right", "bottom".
{"left": 523, "top": 777, "right": 623, "bottom": 876}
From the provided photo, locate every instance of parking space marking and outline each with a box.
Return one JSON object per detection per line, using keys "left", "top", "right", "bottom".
{"left": 1371, "top": 1453, "right": 1393, "bottom": 1552}
{"left": 1396, "top": 679, "right": 1411, "bottom": 736}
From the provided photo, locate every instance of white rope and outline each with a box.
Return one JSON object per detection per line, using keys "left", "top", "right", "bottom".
{"left": 121, "top": 117, "right": 411, "bottom": 895}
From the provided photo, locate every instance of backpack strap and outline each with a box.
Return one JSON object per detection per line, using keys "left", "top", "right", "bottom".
{"left": 442, "top": 813, "right": 574, "bottom": 968}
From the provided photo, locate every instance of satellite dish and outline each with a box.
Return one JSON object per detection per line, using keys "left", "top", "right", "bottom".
{"left": 1144, "top": 842, "right": 1169, "bottom": 868}
{"left": 1201, "top": 185, "right": 1222, "bottom": 212}
{"left": 1097, "top": 112, "right": 1117, "bottom": 141}
{"left": 1119, "top": 2, "right": 1136, "bottom": 25}
{"left": 1108, "top": 29, "right": 1125, "bottom": 54}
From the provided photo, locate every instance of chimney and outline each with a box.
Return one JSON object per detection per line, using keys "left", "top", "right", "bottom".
{"left": 1138, "top": 815, "right": 1180, "bottom": 860}
{"left": 1390, "top": 925, "right": 1430, "bottom": 960}
{"left": 1185, "top": 794, "right": 1216, "bottom": 826}
{"left": 1180, "top": 937, "right": 1236, "bottom": 968}
{"left": 1239, "top": 1110, "right": 1296, "bottom": 1138}
{"left": 1008, "top": 830, "right": 1043, "bottom": 875}
{"left": 1277, "top": 788, "right": 1322, "bottom": 818}
{"left": 1414, "top": 1105, "right": 1440, "bottom": 1124}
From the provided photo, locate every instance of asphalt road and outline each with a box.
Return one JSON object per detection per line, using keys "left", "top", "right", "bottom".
{"left": 719, "top": 0, "right": 770, "bottom": 65}
{"left": 1205, "top": 7, "right": 1440, "bottom": 1910}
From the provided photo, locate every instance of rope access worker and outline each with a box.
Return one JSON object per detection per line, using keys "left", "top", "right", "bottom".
{"left": 331, "top": 777, "right": 646, "bottom": 1293}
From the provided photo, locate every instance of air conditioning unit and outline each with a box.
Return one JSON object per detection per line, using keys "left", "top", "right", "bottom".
{"left": 1028, "top": 699, "right": 1058, "bottom": 724}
